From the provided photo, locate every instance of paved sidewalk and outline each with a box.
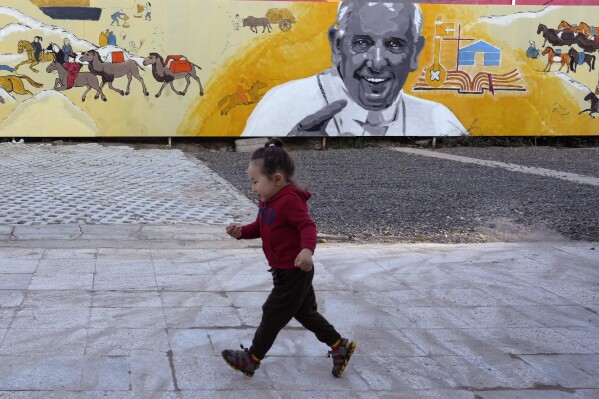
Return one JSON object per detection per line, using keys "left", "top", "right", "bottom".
{"left": 0, "top": 143, "right": 255, "bottom": 225}
{"left": 0, "top": 225, "right": 598, "bottom": 398}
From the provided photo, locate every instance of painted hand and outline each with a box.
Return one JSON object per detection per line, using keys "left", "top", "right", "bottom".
{"left": 288, "top": 100, "right": 347, "bottom": 136}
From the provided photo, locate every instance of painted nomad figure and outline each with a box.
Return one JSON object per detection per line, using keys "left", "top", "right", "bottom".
{"left": 242, "top": 1, "right": 466, "bottom": 137}
{"left": 62, "top": 38, "right": 73, "bottom": 64}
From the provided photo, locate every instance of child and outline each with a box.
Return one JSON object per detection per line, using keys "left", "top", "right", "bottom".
{"left": 222, "top": 138, "right": 356, "bottom": 378}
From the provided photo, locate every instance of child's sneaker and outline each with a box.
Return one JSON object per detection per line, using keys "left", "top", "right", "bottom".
{"left": 327, "top": 338, "right": 356, "bottom": 377}
{"left": 221, "top": 345, "right": 260, "bottom": 377}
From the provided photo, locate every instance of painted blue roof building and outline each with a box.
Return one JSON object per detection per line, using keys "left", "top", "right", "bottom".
{"left": 458, "top": 40, "right": 501, "bottom": 67}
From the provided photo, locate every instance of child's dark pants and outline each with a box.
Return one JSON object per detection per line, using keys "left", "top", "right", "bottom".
{"left": 251, "top": 267, "right": 341, "bottom": 359}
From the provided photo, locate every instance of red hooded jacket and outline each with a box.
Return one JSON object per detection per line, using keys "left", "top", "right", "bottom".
{"left": 240, "top": 184, "right": 317, "bottom": 269}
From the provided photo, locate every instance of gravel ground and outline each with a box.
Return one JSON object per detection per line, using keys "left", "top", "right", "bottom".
{"left": 197, "top": 147, "right": 599, "bottom": 243}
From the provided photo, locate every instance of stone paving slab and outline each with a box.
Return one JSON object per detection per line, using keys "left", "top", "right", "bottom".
{"left": 0, "top": 227, "right": 11, "bottom": 241}
{"left": 0, "top": 224, "right": 259, "bottom": 249}
{"left": 0, "top": 235, "right": 598, "bottom": 398}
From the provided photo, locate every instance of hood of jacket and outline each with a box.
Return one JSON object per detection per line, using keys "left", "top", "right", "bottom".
{"left": 263, "top": 183, "right": 311, "bottom": 206}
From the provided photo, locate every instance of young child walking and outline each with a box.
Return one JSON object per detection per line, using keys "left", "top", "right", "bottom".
{"left": 222, "top": 138, "right": 356, "bottom": 378}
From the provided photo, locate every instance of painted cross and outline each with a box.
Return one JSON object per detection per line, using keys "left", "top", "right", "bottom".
{"left": 442, "top": 23, "right": 475, "bottom": 71}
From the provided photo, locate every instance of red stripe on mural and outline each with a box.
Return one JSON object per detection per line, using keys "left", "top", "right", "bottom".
{"left": 237, "top": 0, "right": 598, "bottom": 4}
{"left": 410, "top": 1, "right": 597, "bottom": 4}
{"left": 516, "top": 0, "right": 598, "bottom": 4}
{"left": 421, "top": 1, "right": 513, "bottom": 3}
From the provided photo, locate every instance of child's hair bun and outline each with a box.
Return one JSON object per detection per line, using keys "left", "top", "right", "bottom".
{"left": 265, "top": 138, "right": 284, "bottom": 148}
{"left": 251, "top": 137, "right": 295, "bottom": 179}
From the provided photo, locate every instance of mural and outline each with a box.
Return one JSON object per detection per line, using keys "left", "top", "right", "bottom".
{"left": 0, "top": 0, "right": 597, "bottom": 137}
{"left": 243, "top": 2, "right": 466, "bottom": 137}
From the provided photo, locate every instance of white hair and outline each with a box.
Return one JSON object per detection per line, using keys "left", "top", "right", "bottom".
{"left": 336, "top": 1, "right": 423, "bottom": 38}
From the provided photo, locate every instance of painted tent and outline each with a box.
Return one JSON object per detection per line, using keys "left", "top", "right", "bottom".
{"left": 0, "top": 0, "right": 597, "bottom": 137}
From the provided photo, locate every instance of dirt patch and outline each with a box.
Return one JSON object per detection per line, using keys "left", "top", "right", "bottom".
{"left": 476, "top": 218, "right": 567, "bottom": 243}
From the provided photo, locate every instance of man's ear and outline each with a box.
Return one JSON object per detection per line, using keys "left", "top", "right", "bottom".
{"left": 328, "top": 25, "right": 342, "bottom": 67}
{"left": 409, "top": 36, "right": 426, "bottom": 72}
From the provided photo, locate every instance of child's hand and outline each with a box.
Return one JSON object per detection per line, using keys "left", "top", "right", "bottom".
{"left": 294, "top": 248, "right": 313, "bottom": 272}
{"left": 226, "top": 224, "right": 242, "bottom": 239}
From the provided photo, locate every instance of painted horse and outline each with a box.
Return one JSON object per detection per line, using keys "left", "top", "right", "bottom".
{"left": 568, "top": 47, "right": 596, "bottom": 72}
{"left": 44, "top": 43, "right": 66, "bottom": 65}
{"left": 14, "top": 40, "right": 55, "bottom": 73}
{"left": 577, "top": 22, "right": 599, "bottom": 39}
{"left": 557, "top": 20, "right": 580, "bottom": 34}
{"left": 579, "top": 92, "right": 599, "bottom": 119}
{"left": 542, "top": 47, "right": 571, "bottom": 73}
{"left": 537, "top": 24, "right": 576, "bottom": 47}
{"left": 0, "top": 74, "right": 43, "bottom": 97}
{"left": 142, "top": 53, "right": 204, "bottom": 98}
{"left": 46, "top": 61, "right": 107, "bottom": 102}
{"left": 560, "top": 21, "right": 599, "bottom": 38}
{"left": 575, "top": 34, "right": 599, "bottom": 53}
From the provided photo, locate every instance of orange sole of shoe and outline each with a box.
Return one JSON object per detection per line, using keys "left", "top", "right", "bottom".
{"left": 223, "top": 357, "right": 255, "bottom": 377}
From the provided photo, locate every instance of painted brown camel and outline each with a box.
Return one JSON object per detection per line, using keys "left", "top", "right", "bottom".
{"left": 218, "top": 81, "right": 267, "bottom": 116}
{"left": 79, "top": 50, "right": 149, "bottom": 97}
{"left": 142, "top": 53, "right": 204, "bottom": 98}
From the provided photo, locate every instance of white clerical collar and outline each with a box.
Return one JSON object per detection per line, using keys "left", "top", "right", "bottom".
{"left": 319, "top": 68, "right": 403, "bottom": 135}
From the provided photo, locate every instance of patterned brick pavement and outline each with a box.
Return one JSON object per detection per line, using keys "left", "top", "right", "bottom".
{"left": 0, "top": 143, "right": 255, "bottom": 225}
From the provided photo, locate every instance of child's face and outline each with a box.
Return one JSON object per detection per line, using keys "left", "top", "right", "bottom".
{"left": 247, "top": 160, "right": 284, "bottom": 202}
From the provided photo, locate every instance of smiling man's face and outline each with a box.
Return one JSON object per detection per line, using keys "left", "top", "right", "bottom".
{"left": 332, "top": 2, "right": 424, "bottom": 111}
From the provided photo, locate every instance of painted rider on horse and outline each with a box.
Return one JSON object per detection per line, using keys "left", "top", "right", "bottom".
{"left": 63, "top": 53, "right": 81, "bottom": 89}
{"left": 62, "top": 39, "right": 73, "bottom": 65}
{"left": 32, "top": 36, "right": 43, "bottom": 62}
